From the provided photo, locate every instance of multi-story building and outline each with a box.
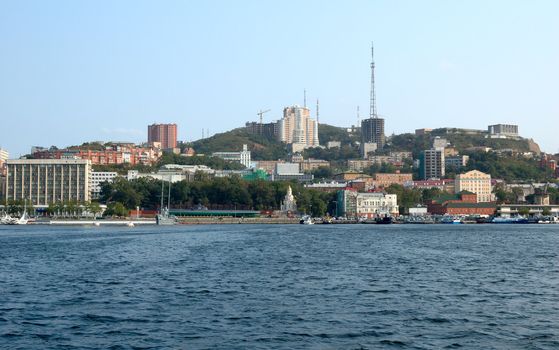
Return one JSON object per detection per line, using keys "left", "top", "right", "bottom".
{"left": 277, "top": 105, "right": 319, "bottom": 150}
{"left": 445, "top": 155, "right": 469, "bottom": 169}
{"left": 454, "top": 170, "right": 492, "bottom": 203}
{"left": 360, "top": 142, "right": 377, "bottom": 159}
{"left": 419, "top": 149, "right": 445, "bottom": 180}
{"left": 409, "top": 179, "right": 455, "bottom": 192}
{"left": 212, "top": 144, "right": 251, "bottom": 168}
{"left": 271, "top": 163, "right": 313, "bottom": 182}
{"left": 336, "top": 189, "right": 398, "bottom": 218}
{"left": 5, "top": 159, "right": 91, "bottom": 206}
{"left": 298, "top": 159, "right": 330, "bottom": 173}
{"left": 89, "top": 171, "right": 118, "bottom": 199}
{"left": 0, "top": 148, "right": 8, "bottom": 176}
{"left": 245, "top": 122, "right": 278, "bottom": 140}
{"left": 31, "top": 144, "right": 161, "bottom": 166}
{"left": 148, "top": 123, "right": 178, "bottom": 149}
{"left": 361, "top": 117, "right": 385, "bottom": 149}
{"left": 373, "top": 173, "right": 413, "bottom": 188}
{"left": 488, "top": 124, "right": 519, "bottom": 138}
{"left": 432, "top": 137, "right": 448, "bottom": 150}
{"left": 427, "top": 191, "right": 496, "bottom": 216}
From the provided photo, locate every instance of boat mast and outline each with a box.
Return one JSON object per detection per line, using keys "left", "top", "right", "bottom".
{"left": 160, "top": 180, "right": 164, "bottom": 211}
{"left": 167, "top": 177, "right": 171, "bottom": 210}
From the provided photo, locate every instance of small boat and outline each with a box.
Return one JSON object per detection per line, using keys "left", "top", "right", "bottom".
{"left": 491, "top": 217, "right": 528, "bottom": 224}
{"left": 441, "top": 216, "right": 463, "bottom": 224}
{"left": 126, "top": 222, "right": 135, "bottom": 227}
{"left": 299, "top": 215, "right": 314, "bottom": 225}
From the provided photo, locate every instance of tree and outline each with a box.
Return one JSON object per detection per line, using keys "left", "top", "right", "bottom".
{"left": 103, "top": 202, "right": 128, "bottom": 217}
{"left": 86, "top": 202, "right": 102, "bottom": 218}
{"left": 517, "top": 207, "right": 530, "bottom": 217}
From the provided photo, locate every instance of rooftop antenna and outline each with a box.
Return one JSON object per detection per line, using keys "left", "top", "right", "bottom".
{"left": 369, "top": 42, "right": 377, "bottom": 119}
{"left": 304, "top": 89, "right": 307, "bottom": 108}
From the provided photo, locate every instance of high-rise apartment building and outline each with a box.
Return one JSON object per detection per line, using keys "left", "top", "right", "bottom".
{"left": 277, "top": 105, "right": 319, "bottom": 150}
{"left": 361, "top": 118, "right": 385, "bottom": 149}
{"left": 419, "top": 149, "right": 445, "bottom": 180}
{"left": 5, "top": 159, "right": 91, "bottom": 206}
{"left": 454, "top": 170, "right": 492, "bottom": 203}
{"left": 148, "top": 123, "right": 177, "bottom": 149}
{"left": 0, "top": 148, "right": 8, "bottom": 176}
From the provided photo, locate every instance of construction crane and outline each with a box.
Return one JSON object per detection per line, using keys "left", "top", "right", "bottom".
{"left": 257, "top": 109, "right": 271, "bottom": 135}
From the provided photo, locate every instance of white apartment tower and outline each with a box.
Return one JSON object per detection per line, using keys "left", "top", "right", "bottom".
{"left": 277, "top": 105, "right": 319, "bottom": 150}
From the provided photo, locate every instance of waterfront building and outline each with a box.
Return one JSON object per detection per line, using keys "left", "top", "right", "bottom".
{"left": 212, "top": 144, "right": 251, "bottom": 168}
{"left": 336, "top": 189, "right": 398, "bottom": 218}
{"left": 427, "top": 191, "right": 496, "bottom": 216}
{"left": 89, "top": 171, "right": 118, "bottom": 199}
{"left": 488, "top": 124, "right": 519, "bottom": 138}
{"left": 148, "top": 123, "right": 178, "bottom": 149}
{"left": 280, "top": 186, "right": 297, "bottom": 213}
{"left": 5, "top": 159, "right": 91, "bottom": 206}
{"left": 361, "top": 118, "right": 385, "bottom": 149}
{"left": 277, "top": 105, "right": 319, "bottom": 149}
{"left": 454, "top": 170, "right": 492, "bottom": 203}
{"left": 419, "top": 149, "right": 445, "bottom": 180}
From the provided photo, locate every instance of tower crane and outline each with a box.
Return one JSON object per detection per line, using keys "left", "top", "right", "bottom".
{"left": 257, "top": 109, "right": 271, "bottom": 135}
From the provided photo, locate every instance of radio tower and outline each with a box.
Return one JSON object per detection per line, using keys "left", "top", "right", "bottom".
{"left": 369, "top": 42, "right": 377, "bottom": 119}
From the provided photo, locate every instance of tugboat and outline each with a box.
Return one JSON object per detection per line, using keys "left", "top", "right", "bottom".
{"left": 375, "top": 215, "right": 393, "bottom": 224}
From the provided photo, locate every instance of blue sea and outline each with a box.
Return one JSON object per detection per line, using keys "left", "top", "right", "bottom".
{"left": 1, "top": 224, "right": 558, "bottom": 349}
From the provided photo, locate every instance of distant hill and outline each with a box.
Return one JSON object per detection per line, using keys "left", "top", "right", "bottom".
{"left": 190, "top": 128, "right": 288, "bottom": 160}
{"left": 388, "top": 128, "right": 539, "bottom": 158}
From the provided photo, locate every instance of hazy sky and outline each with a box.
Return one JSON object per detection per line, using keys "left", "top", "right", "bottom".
{"left": 1, "top": 0, "right": 558, "bottom": 157}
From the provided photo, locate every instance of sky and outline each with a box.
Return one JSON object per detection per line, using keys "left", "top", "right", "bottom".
{"left": 0, "top": 0, "right": 558, "bottom": 157}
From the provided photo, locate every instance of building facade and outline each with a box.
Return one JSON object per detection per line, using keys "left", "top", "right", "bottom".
{"left": 89, "top": 171, "right": 118, "bottom": 199}
{"left": 148, "top": 123, "right": 178, "bottom": 149}
{"left": 454, "top": 170, "right": 492, "bottom": 203}
{"left": 420, "top": 149, "right": 445, "bottom": 179}
{"left": 0, "top": 148, "right": 8, "bottom": 176}
{"left": 277, "top": 105, "right": 319, "bottom": 149}
{"left": 5, "top": 159, "right": 91, "bottom": 206}
{"left": 212, "top": 144, "right": 251, "bottom": 168}
{"left": 373, "top": 173, "right": 413, "bottom": 188}
{"left": 488, "top": 124, "right": 518, "bottom": 137}
{"left": 336, "top": 189, "right": 398, "bottom": 218}
{"left": 361, "top": 117, "right": 385, "bottom": 149}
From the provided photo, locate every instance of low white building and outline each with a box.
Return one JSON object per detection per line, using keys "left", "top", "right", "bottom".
{"left": 212, "top": 144, "right": 251, "bottom": 168}
{"left": 336, "top": 190, "right": 399, "bottom": 218}
{"left": 127, "top": 164, "right": 215, "bottom": 183}
{"left": 89, "top": 171, "right": 118, "bottom": 199}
